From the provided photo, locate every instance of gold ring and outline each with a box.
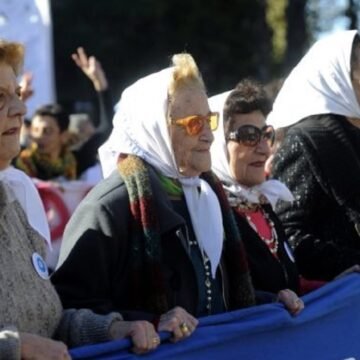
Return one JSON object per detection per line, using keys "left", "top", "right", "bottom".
{"left": 152, "top": 337, "right": 160, "bottom": 345}
{"left": 180, "top": 322, "right": 190, "bottom": 333}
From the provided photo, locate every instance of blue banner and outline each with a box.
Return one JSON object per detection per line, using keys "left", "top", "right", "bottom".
{"left": 71, "top": 274, "right": 360, "bottom": 360}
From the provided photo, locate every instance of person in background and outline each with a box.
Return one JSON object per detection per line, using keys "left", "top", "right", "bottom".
{"left": 210, "top": 79, "right": 299, "bottom": 294}
{"left": 18, "top": 72, "right": 34, "bottom": 150}
{"left": 16, "top": 47, "right": 113, "bottom": 181}
{"left": 0, "top": 38, "right": 161, "bottom": 360}
{"left": 269, "top": 30, "right": 360, "bottom": 281}
{"left": 19, "top": 117, "right": 31, "bottom": 150}
{"left": 68, "top": 113, "right": 96, "bottom": 151}
{"left": 68, "top": 112, "right": 104, "bottom": 184}
{"left": 17, "top": 103, "right": 77, "bottom": 180}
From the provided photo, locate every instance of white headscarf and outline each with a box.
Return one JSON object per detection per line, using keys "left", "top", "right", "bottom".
{"left": 0, "top": 166, "right": 51, "bottom": 247}
{"left": 209, "top": 91, "right": 293, "bottom": 209}
{"left": 267, "top": 30, "right": 360, "bottom": 129}
{"left": 99, "top": 67, "right": 223, "bottom": 278}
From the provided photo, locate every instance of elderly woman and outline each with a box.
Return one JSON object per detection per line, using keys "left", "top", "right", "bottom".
{"left": 52, "top": 53, "right": 303, "bottom": 339}
{"left": 0, "top": 39, "right": 160, "bottom": 359}
{"left": 209, "top": 79, "right": 299, "bottom": 294}
{"left": 268, "top": 30, "right": 360, "bottom": 281}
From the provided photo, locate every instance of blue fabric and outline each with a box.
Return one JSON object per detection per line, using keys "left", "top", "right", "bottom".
{"left": 70, "top": 274, "right": 360, "bottom": 359}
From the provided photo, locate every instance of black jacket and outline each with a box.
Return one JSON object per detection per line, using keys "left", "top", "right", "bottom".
{"left": 74, "top": 90, "right": 113, "bottom": 176}
{"left": 272, "top": 114, "right": 360, "bottom": 281}
{"left": 52, "top": 168, "right": 258, "bottom": 321}
{"left": 233, "top": 204, "right": 299, "bottom": 293}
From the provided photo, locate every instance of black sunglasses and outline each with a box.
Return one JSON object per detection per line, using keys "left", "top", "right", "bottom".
{"left": 226, "top": 124, "right": 275, "bottom": 147}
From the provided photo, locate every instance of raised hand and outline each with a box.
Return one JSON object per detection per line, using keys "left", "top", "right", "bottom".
{"left": 19, "top": 72, "right": 34, "bottom": 102}
{"left": 72, "top": 47, "right": 108, "bottom": 91}
{"left": 20, "top": 332, "right": 71, "bottom": 360}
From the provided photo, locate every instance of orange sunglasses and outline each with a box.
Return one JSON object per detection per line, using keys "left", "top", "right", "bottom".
{"left": 171, "top": 112, "right": 219, "bottom": 136}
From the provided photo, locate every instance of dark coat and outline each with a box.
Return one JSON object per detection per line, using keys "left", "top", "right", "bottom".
{"left": 52, "top": 167, "right": 256, "bottom": 321}
{"left": 233, "top": 204, "right": 299, "bottom": 293}
{"left": 74, "top": 90, "right": 113, "bottom": 176}
{"left": 272, "top": 114, "right": 360, "bottom": 281}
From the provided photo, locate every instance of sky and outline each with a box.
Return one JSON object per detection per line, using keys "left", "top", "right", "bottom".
{"left": 316, "top": 0, "right": 355, "bottom": 39}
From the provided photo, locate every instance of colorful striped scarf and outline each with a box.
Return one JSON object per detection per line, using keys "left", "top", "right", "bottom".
{"left": 118, "top": 155, "right": 255, "bottom": 314}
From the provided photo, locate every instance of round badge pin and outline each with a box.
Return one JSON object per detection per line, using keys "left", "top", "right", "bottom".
{"left": 32, "top": 252, "right": 49, "bottom": 279}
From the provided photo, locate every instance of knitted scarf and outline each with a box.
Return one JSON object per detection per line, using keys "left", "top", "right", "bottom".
{"left": 118, "top": 155, "right": 255, "bottom": 314}
{"left": 118, "top": 154, "right": 167, "bottom": 314}
{"left": 16, "top": 144, "right": 77, "bottom": 181}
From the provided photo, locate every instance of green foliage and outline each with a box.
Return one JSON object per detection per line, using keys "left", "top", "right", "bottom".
{"left": 52, "top": 0, "right": 355, "bottom": 110}
{"left": 51, "top": 0, "right": 273, "bottom": 108}
{"left": 266, "top": 0, "right": 287, "bottom": 64}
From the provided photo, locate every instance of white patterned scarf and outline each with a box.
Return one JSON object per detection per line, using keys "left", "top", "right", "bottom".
{"left": 267, "top": 30, "right": 360, "bottom": 129}
{"left": 209, "top": 91, "right": 294, "bottom": 209}
{"left": 0, "top": 166, "right": 51, "bottom": 247}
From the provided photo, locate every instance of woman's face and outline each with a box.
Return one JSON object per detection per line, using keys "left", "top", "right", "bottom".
{"left": 227, "top": 111, "right": 271, "bottom": 187}
{"left": 0, "top": 64, "right": 26, "bottom": 169}
{"left": 169, "top": 86, "right": 214, "bottom": 177}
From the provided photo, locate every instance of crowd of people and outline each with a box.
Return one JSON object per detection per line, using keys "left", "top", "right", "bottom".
{"left": 1, "top": 29, "right": 360, "bottom": 359}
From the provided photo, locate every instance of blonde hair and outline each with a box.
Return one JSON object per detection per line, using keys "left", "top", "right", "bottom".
{"left": 168, "top": 53, "right": 205, "bottom": 97}
{"left": 0, "top": 40, "right": 24, "bottom": 76}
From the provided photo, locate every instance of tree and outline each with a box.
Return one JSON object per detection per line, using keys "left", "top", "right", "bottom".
{"left": 345, "top": 0, "right": 359, "bottom": 29}
{"left": 266, "top": 0, "right": 309, "bottom": 78}
{"left": 51, "top": 0, "right": 273, "bottom": 109}
{"left": 285, "top": 0, "right": 308, "bottom": 72}
{"left": 51, "top": 0, "right": 348, "bottom": 110}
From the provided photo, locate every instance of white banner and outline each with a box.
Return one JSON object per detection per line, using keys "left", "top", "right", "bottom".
{"left": 36, "top": 180, "right": 93, "bottom": 269}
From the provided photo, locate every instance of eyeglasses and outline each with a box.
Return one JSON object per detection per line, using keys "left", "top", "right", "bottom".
{"left": 171, "top": 112, "right": 219, "bottom": 136}
{"left": 227, "top": 124, "right": 275, "bottom": 147}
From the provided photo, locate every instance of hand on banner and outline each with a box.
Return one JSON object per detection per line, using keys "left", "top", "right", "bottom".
{"left": 158, "top": 306, "right": 198, "bottom": 343}
{"left": 20, "top": 332, "right": 71, "bottom": 360}
{"left": 334, "top": 264, "right": 360, "bottom": 280}
{"left": 109, "top": 320, "right": 160, "bottom": 354}
{"left": 72, "top": 47, "right": 108, "bottom": 91}
{"left": 277, "top": 289, "right": 304, "bottom": 316}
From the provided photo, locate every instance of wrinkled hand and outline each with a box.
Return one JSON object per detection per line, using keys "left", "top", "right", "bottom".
{"left": 334, "top": 264, "right": 360, "bottom": 280}
{"left": 72, "top": 47, "right": 108, "bottom": 91}
{"left": 158, "top": 306, "right": 198, "bottom": 343}
{"left": 19, "top": 72, "right": 34, "bottom": 102}
{"left": 109, "top": 320, "right": 160, "bottom": 354}
{"left": 277, "top": 289, "right": 304, "bottom": 316}
{"left": 20, "top": 332, "right": 70, "bottom": 360}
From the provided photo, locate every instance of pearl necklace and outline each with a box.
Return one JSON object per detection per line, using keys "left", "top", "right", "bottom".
{"left": 189, "top": 238, "right": 213, "bottom": 314}
{"left": 243, "top": 208, "right": 279, "bottom": 257}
